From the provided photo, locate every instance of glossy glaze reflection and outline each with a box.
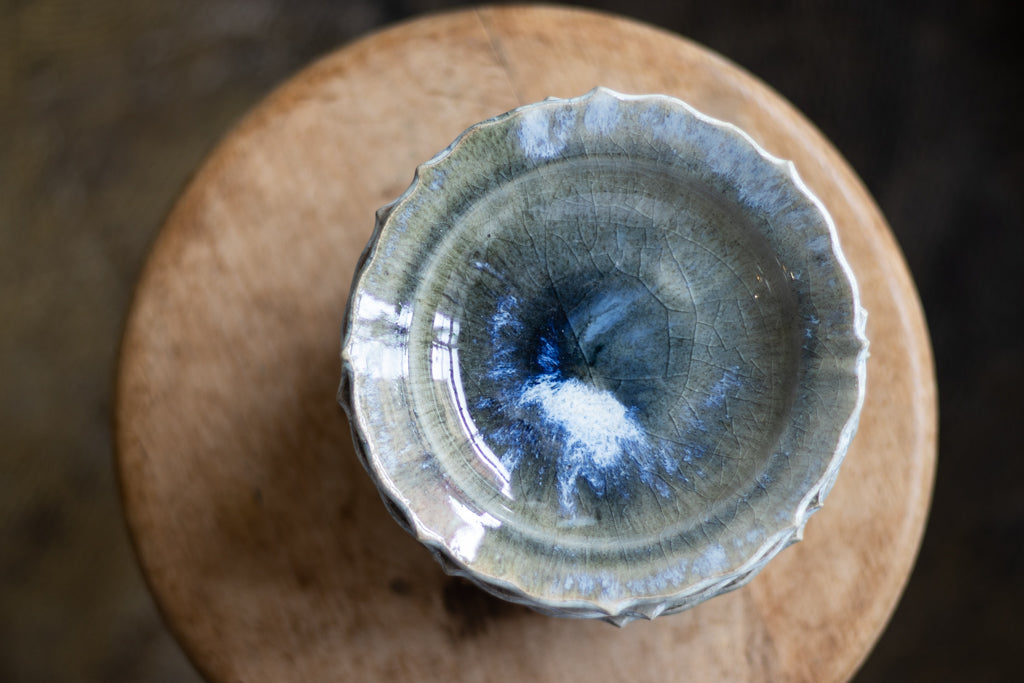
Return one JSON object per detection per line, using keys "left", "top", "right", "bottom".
{"left": 340, "top": 88, "right": 867, "bottom": 623}
{"left": 434, "top": 159, "right": 799, "bottom": 535}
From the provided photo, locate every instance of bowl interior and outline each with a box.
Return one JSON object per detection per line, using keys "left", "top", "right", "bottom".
{"left": 416, "top": 155, "right": 801, "bottom": 546}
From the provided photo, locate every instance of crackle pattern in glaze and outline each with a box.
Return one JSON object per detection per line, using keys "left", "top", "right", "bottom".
{"left": 339, "top": 88, "right": 868, "bottom": 624}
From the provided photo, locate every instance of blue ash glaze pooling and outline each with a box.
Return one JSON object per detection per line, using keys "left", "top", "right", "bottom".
{"left": 478, "top": 290, "right": 683, "bottom": 516}
{"left": 460, "top": 254, "right": 749, "bottom": 522}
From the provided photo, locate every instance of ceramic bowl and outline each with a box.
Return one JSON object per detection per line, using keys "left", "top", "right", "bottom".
{"left": 338, "top": 88, "right": 868, "bottom": 625}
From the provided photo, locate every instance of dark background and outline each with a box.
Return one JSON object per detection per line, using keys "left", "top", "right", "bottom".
{"left": 2, "top": 1, "right": 1021, "bottom": 681}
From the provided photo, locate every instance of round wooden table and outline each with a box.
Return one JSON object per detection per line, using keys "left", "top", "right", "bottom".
{"left": 116, "top": 6, "right": 937, "bottom": 682}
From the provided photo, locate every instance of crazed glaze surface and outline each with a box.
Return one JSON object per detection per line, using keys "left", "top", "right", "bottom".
{"left": 339, "top": 88, "right": 868, "bottom": 624}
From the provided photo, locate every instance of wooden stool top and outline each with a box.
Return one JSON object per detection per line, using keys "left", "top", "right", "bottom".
{"left": 116, "top": 6, "right": 936, "bottom": 682}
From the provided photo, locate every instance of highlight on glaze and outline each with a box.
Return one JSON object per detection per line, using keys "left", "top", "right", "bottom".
{"left": 339, "top": 88, "right": 868, "bottom": 624}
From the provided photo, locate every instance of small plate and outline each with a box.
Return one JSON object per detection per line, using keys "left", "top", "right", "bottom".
{"left": 339, "top": 88, "right": 868, "bottom": 624}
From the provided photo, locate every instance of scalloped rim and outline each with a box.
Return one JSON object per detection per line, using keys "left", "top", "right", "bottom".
{"left": 339, "top": 87, "right": 869, "bottom": 624}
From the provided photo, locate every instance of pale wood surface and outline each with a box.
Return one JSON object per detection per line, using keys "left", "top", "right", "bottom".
{"left": 116, "top": 6, "right": 937, "bottom": 682}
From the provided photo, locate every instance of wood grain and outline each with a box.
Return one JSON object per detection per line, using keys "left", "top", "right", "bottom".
{"left": 116, "top": 6, "right": 936, "bottom": 682}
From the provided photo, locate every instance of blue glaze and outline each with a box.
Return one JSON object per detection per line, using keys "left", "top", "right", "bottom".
{"left": 462, "top": 266, "right": 751, "bottom": 520}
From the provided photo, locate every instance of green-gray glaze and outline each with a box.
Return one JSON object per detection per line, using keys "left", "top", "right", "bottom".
{"left": 339, "top": 88, "right": 868, "bottom": 624}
